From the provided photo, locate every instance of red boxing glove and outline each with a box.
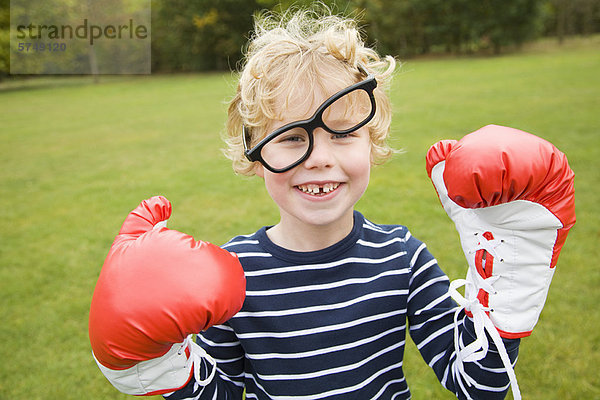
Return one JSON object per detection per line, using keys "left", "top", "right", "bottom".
{"left": 426, "top": 125, "right": 575, "bottom": 337}
{"left": 426, "top": 126, "right": 575, "bottom": 400}
{"left": 89, "top": 196, "right": 246, "bottom": 394}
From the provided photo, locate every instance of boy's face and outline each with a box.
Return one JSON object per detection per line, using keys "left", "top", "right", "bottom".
{"left": 255, "top": 75, "right": 372, "bottom": 232}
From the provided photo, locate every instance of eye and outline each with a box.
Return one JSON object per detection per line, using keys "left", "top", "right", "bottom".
{"left": 282, "top": 135, "right": 305, "bottom": 142}
{"left": 274, "top": 128, "right": 309, "bottom": 144}
{"left": 332, "top": 133, "right": 351, "bottom": 140}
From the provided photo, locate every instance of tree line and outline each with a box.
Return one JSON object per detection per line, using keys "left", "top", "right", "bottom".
{"left": 149, "top": 0, "right": 600, "bottom": 71}
{"left": 1, "top": 0, "right": 599, "bottom": 77}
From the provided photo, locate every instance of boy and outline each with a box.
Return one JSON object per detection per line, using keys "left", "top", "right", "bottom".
{"left": 89, "top": 7, "right": 575, "bottom": 400}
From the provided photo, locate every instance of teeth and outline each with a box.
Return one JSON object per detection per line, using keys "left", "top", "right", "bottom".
{"left": 297, "top": 183, "right": 340, "bottom": 195}
{"left": 323, "top": 182, "right": 339, "bottom": 193}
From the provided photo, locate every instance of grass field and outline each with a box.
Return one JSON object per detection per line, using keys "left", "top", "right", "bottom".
{"left": 1, "top": 36, "right": 599, "bottom": 399}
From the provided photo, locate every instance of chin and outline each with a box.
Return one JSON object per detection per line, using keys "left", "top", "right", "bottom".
{"left": 296, "top": 207, "right": 354, "bottom": 228}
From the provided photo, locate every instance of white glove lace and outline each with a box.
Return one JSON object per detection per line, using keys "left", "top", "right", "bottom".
{"left": 449, "top": 233, "right": 521, "bottom": 400}
{"left": 181, "top": 335, "right": 217, "bottom": 386}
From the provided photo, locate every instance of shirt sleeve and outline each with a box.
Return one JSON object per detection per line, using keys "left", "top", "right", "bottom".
{"left": 406, "top": 235, "right": 520, "bottom": 399}
{"left": 165, "top": 323, "right": 245, "bottom": 400}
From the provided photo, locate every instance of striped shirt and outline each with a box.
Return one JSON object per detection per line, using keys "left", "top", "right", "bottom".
{"left": 167, "top": 211, "right": 519, "bottom": 400}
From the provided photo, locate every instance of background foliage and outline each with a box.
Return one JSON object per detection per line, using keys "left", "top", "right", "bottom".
{"left": 149, "top": 0, "right": 600, "bottom": 72}
{"left": 1, "top": 0, "right": 600, "bottom": 77}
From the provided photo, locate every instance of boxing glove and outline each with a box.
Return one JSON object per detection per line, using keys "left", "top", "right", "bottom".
{"left": 425, "top": 125, "right": 575, "bottom": 400}
{"left": 89, "top": 196, "right": 246, "bottom": 395}
{"left": 426, "top": 125, "right": 575, "bottom": 338}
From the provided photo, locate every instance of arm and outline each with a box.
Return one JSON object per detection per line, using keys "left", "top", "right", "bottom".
{"left": 424, "top": 125, "right": 576, "bottom": 399}
{"left": 88, "top": 196, "right": 246, "bottom": 396}
{"left": 165, "top": 324, "right": 246, "bottom": 399}
{"left": 407, "top": 235, "right": 520, "bottom": 399}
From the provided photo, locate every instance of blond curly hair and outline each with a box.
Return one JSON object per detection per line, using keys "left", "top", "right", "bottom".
{"left": 224, "top": 7, "right": 396, "bottom": 176}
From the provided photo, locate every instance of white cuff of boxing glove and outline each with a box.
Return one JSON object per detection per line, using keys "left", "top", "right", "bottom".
{"left": 93, "top": 335, "right": 216, "bottom": 396}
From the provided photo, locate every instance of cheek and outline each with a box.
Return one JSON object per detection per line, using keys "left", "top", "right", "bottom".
{"left": 262, "top": 170, "right": 293, "bottom": 202}
{"left": 344, "top": 139, "right": 372, "bottom": 176}
{"left": 340, "top": 141, "right": 372, "bottom": 196}
{"left": 346, "top": 152, "right": 371, "bottom": 176}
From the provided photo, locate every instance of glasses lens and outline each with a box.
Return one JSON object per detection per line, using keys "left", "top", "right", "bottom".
{"left": 322, "top": 88, "right": 372, "bottom": 132}
{"left": 261, "top": 127, "right": 310, "bottom": 171}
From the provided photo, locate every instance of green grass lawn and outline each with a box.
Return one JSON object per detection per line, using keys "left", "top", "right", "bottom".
{"left": 1, "top": 36, "right": 599, "bottom": 399}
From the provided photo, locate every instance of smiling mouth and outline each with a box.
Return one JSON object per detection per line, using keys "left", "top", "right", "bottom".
{"left": 296, "top": 182, "right": 340, "bottom": 195}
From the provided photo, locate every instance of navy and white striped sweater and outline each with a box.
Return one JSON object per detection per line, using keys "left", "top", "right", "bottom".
{"left": 167, "top": 211, "right": 519, "bottom": 400}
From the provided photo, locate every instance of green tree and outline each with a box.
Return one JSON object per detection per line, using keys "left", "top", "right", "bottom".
{"left": 0, "top": 0, "right": 9, "bottom": 78}
{"left": 151, "top": 0, "right": 355, "bottom": 72}
{"left": 546, "top": 0, "right": 600, "bottom": 42}
{"left": 356, "top": 0, "right": 544, "bottom": 57}
{"left": 476, "top": 0, "right": 543, "bottom": 53}
{"left": 152, "top": 0, "right": 260, "bottom": 71}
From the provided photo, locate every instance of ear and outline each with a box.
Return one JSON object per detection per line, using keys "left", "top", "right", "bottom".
{"left": 254, "top": 162, "right": 265, "bottom": 178}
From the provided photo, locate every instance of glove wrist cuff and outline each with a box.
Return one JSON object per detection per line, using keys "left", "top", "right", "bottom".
{"left": 93, "top": 336, "right": 215, "bottom": 396}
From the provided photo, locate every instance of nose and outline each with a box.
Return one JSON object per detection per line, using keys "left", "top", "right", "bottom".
{"left": 302, "top": 128, "right": 336, "bottom": 169}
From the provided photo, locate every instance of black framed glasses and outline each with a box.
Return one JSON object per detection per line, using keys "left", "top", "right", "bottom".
{"left": 243, "top": 64, "right": 377, "bottom": 173}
